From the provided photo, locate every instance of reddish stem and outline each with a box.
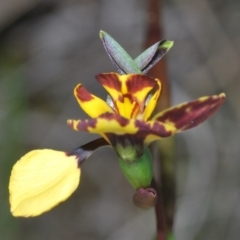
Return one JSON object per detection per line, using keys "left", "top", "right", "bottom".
{"left": 151, "top": 178, "right": 166, "bottom": 240}
{"left": 144, "top": 0, "right": 175, "bottom": 239}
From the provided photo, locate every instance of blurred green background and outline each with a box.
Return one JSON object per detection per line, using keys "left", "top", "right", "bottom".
{"left": 0, "top": 0, "right": 239, "bottom": 239}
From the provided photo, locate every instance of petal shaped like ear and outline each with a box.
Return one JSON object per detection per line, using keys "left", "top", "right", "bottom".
{"left": 74, "top": 84, "right": 114, "bottom": 118}
{"left": 99, "top": 30, "right": 141, "bottom": 74}
{"left": 9, "top": 150, "right": 80, "bottom": 217}
{"left": 153, "top": 93, "right": 226, "bottom": 132}
{"left": 134, "top": 40, "right": 174, "bottom": 73}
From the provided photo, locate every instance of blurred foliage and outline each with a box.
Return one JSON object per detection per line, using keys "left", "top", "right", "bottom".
{"left": 0, "top": 42, "right": 27, "bottom": 239}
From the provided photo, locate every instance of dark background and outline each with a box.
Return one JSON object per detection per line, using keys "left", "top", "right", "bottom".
{"left": 0, "top": 0, "right": 239, "bottom": 239}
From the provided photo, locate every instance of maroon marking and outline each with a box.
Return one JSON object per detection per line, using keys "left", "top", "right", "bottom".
{"left": 117, "top": 95, "right": 124, "bottom": 103}
{"left": 130, "top": 102, "right": 140, "bottom": 118}
{"left": 105, "top": 133, "right": 145, "bottom": 159}
{"left": 69, "top": 113, "right": 130, "bottom": 132}
{"left": 99, "top": 112, "right": 130, "bottom": 127}
{"left": 104, "top": 120, "right": 174, "bottom": 159}
{"left": 135, "top": 120, "right": 173, "bottom": 138}
{"left": 116, "top": 93, "right": 143, "bottom": 114}
{"left": 107, "top": 133, "right": 143, "bottom": 147}
{"left": 113, "top": 95, "right": 140, "bottom": 117}
{"left": 67, "top": 119, "right": 97, "bottom": 131}
{"left": 126, "top": 74, "right": 157, "bottom": 93}
{"left": 75, "top": 85, "right": 94, "bottom": 102}
{"left": 156, "top": 95, "right": 225, "bottom": 131}
{"left": 96, "top": 73, "right": 121, "bottom": 91}
{"left": 104, "top": 120, "right": 173, "bottom": 150}
{"left": 67, "top": 138, "right": 109, "bottom": 167}
{"left": 67, "top": 120, "right": 74, "bottom": 129}
{"left": 120, "top": 93, "right": 134, "bottom": 103}
{"left": 76, "top": 119, "right": 97, "bottom": 131}
{"left": 117, "top": 93, "right": 139, "bottom": 105}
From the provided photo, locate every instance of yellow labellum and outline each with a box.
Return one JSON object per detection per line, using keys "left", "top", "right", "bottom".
{"left": 9, "top": 149, "right": 80, "bottom": 217}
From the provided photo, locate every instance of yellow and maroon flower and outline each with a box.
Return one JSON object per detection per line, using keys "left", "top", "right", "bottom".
{"left": 9, "top": 72, "right": 225, "bottom": 217}
{"left": 68, "top": 72, "right": 225, "bottom": 161}
{"left": 9, "top": 30, "right": 226, "bottom": 218}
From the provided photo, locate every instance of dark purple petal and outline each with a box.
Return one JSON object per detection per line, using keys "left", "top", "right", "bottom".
{"left": 153, "top": 93, "right": 226, "bottom": 132}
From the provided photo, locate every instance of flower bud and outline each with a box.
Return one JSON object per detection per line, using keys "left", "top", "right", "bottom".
{"left": 133, "top": 188, "right": 157, "bottom": 209}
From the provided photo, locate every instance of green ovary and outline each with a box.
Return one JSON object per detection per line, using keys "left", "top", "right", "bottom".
{"left": 118, "top": 148, "right": 153, "bottom": 189}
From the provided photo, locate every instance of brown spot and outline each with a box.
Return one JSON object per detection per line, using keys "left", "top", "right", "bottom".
{"left": 67, "top": 120, "right": 74, "bottom": 129}
{"left": 96, "top": 73, "right": 121, "bottom": 91}
{"left": 73, "top": 119, "right": 97, "bottom": 131}
{"left": 75, "top": 85, "right": 94, "bottom": 102}
{"left": 100, "top": 113, "right": 130, "bottom": 127}
{"left": 130, "top": 101, "right": 140, "bottom": 118}
{"left": 135, "top": 120, "right": 173, "bottom": 138}
{"left": 105, "top": 119, "right": 173, "bottom": 151}
{"left": 67, "top": 118, "right": 97, "bottom": 132}
{"left": 126, "top": 74, "right": 156, "bottom": 93}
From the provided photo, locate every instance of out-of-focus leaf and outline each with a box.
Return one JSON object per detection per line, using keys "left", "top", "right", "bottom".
{"left": 0, "top": 66, "right": 26, "bottom": 238}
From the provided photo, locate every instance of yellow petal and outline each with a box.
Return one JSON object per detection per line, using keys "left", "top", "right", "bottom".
{"left": 96, "top": 73, "right": 122, "bottom": 103}
{"left": 96, "top": 73, "right": 157, "bottom": 119}
{"left": 114, "top": 97, "right": 139, "bottom": 119}
{"left": 9, "top": 149, "right": 80, "bottom": 217}
{"left": 68, "top": 114, "right": 176, "bottom": 142}
{"left": 68, "top": 114, "right": 138, "bottom": 135}
{"left": 74, "top": 84, "right": 114, "bottom": 118}
{"left": 137, "top": 120, "right": 177, "bottom": 145}
{"left": 124, "top": 74, "right": 158, "bottom": 113}
{"left": 96, "top": 73, "right": 137, "bottom": 118}
{"left": 142, "top": 79, "right": 161, "bottom": 121}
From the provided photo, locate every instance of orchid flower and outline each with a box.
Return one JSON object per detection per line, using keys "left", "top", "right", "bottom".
{"left": 9, "top": 31, "right": 225, "bottom": 217}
